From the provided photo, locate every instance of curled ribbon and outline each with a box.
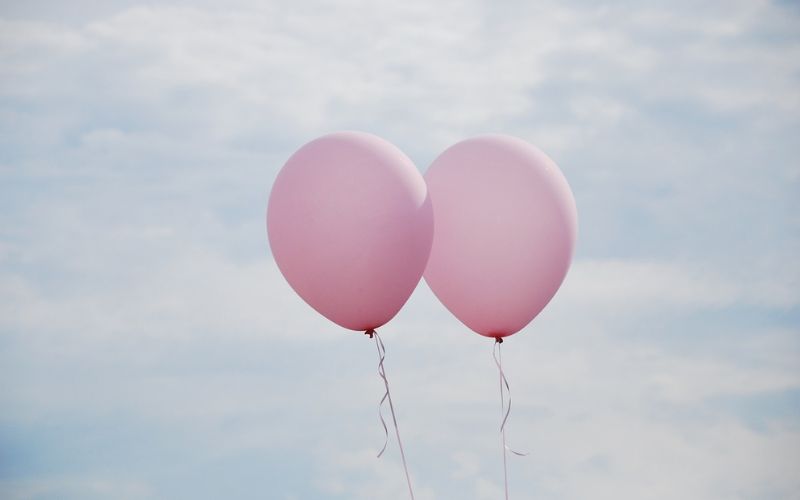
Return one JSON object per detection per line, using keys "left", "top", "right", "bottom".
{"left": 366, "top": 329, "right": 416, "bottom": 500}
{"left": 493, "top": 337, "right": 528, "bottom": 500}
{"left": 366, "top": 329, "right": 390, "bottom": 458}
{"left": 493, "top": 338, "right": 529, "bottom": 456}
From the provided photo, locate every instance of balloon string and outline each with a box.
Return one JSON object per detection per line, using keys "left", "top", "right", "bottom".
{"left": 367, "top": 329, "right": 416, "bottom": 500}
{"left": 493, "top": 338, "right": 528, "bottom": 500}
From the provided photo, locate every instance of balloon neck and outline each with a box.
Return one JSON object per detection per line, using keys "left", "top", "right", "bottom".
{"left": 365, "top": 329, "right": 376, "bottom": 338}
{"left": 494, "top": 336, "right": 503, "bottom": 344}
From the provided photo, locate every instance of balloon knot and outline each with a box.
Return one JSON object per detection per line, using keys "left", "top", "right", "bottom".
{"left": 365, "top": 329, "right": 375, "bottom": 338}
{"left": 495, "top": 336, "right": 504, "bottom": 344}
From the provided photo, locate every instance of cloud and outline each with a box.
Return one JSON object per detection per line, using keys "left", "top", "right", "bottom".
{"left": 1, "top": 0, "right": 799, "bottom": 499}
{"left": 0, "top": 477, "right": 153, "bottom": 500}
{"left": 562, "top": 259, "right": 799, "bottom": 311}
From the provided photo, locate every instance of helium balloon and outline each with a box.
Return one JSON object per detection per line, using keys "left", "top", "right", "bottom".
{"left": 423, "top": 135, "right": 577, "bottom": 338}
{"left": 267, "top": 131, "right": 433, "bottom": 332}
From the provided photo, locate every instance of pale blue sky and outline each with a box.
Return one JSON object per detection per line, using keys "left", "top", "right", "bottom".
{"left": 1, "top": 1, "right": 798, "bottom": 499}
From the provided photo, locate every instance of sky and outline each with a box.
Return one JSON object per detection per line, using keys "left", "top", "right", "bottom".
{"left": 0, "top": 0, "right": 798, "bottom": 499}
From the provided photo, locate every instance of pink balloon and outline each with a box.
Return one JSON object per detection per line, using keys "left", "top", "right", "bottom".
{"left": 267, "top": 131, "right": 433, "bottom": 332}
{"left": 424, "top": 135, "right": 578, "bottom": 338}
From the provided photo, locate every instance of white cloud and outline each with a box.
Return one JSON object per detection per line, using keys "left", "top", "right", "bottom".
{"left": 0, "top": 477, "right": 153, "bottom": 500}
{"left": 561, "top": 259, "right": 800, "bottom": 311}
{"left": 1, "top": 0, "right": 798, "bottom": 499}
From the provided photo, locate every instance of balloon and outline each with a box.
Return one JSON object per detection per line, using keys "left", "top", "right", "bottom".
{"left": 423, "top": 135, "right": 577, "bottom": 338}
{"left": 267, "top": 131, "right": 433, "bottom": 332}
